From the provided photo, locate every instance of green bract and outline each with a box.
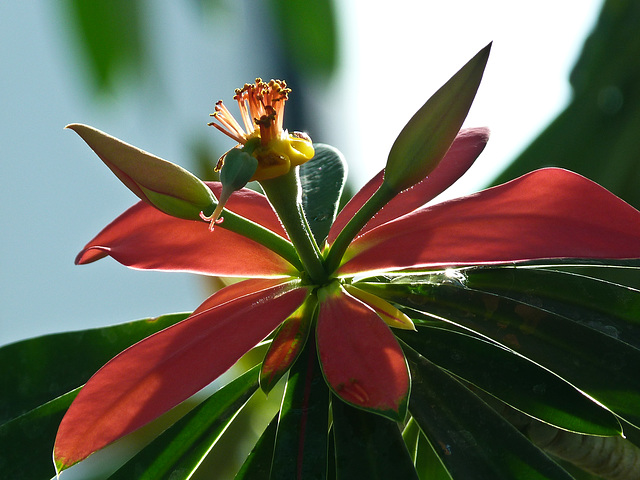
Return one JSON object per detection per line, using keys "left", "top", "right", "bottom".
{"left": 383, "top": 43, "right": 491, "bottom": 193}
{"left": 67, "top": 124, "right": 216, "bottom": 220}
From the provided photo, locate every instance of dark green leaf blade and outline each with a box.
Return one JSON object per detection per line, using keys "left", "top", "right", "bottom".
{"left": 299, "top": 144, "right": 347, "bottom": 245}
{"left": 463, "top": 267, "right": 640, "bottom": 349}
{"left": 396, "top": 325, "right": 621, "bottom": 436}
{"left": 332, "top": 397, "right": 419, "bottom": 480}
{"left": 270, "top": 338, "right": 330, "bottom": 480}
{"left": 0, "top": 312, "right": 189, "bottom": 425}
{"left": 62, "top": 0, "right": 147, "bottom": 93}
{"left": 108, "top": 365, "right": 260, "bottom": 479}
{"left": 387, "top": 281, "right": 640, "bottom": 429}
{"left": 234, "top": 413, "right": 278, "bottom": 480}
{"left": 0, "top": 389, "right": 78, "bottom": 480}
{"left": 405, "top": 346, "right": 575, "bottom": 480}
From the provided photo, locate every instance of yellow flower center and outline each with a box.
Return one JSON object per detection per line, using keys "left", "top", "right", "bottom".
{"left": 209, "top": 78, "right": 314, "bottom": 181}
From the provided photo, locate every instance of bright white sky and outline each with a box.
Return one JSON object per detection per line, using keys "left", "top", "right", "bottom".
{"left": 335, "top": 1, "right": 603, "bottom": 201}
{"left": 0, "top": 1, "right": 603, "bottom": 346}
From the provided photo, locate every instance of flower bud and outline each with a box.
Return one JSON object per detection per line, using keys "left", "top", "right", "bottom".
{"left": 67, "top": 124, "right": 216, "bottom": 221}
{"left": 384, "top": 43, "right": 491, "bottom": 193}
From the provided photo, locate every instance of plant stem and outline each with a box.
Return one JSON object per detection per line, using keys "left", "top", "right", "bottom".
{"left": 260, "top": 169, "right": 327, "bottom": 283}
{"left": 324, "top": 181, "right": 397, "bottom": 275}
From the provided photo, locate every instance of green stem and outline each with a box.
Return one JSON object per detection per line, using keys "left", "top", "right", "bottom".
{"left": 260, "top": 169, "right": 327, "bottom": 283}
{"left": 219, "top": 209, "right": 304, "bottom": 271}
{"left": 324, "top": 181, "right": 397, "bottom": 275}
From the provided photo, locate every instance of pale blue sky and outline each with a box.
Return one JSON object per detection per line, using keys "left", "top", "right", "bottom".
{"left": 1, "top": 1, "right": 602, "bottom": 346}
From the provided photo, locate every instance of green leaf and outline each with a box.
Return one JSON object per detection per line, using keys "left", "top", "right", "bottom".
{"left": 384, "top": 44, "right": 491, "bottom": 193}
{"left": 396, "top": 325, "right": 621, "bottom": 436}
{"left": 463, "top": 267, "right": 640, "bottom": 349}
{"left": 0, "top": 312, "right": 189, "bottom": 425}
{"left": 107, "top": 365, "right": 260, "bottom": 479}
{"left": 0, "top": 389, "right": 78, "bottom": 480}
{"left": 270, "top": 338, "right": 330, "bottom": 480}
{"left": 331, "top": 397, "right": 419, "bottom": 480}
{"left": 405, "top": 346, "right": 575, "bottom": 480}
{"left": 299, "top": 144, "right": 347, "bottom": 245}
{"left": 385, "top": 280, "right": 640, "bottom": 429}
{"left": 268, "top": 0, "right": 338, "bottom": 76}
{"left": 62, "top": 0, "right": 147, "bottom": 93}
{"left": 234, "top": 413, "right": 278, "bottom": 480}
{"left": 415, "top": 431, "right": 453, "bottom": 480}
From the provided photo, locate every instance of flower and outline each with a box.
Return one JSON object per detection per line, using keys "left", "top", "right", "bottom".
{"left": 53, "top": 53, "right": 640, "bottom": 470}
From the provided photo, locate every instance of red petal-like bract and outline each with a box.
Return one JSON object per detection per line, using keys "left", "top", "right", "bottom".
{"left": 54, "top": 281, "right": 308, "bottom": 470}
{"left": 316, "top": 288, "right": 409, "bottom": 421}
{"left": 328, "top": 128, "right": 489, "bottom": 243}
{"left": 76, "top": 183, "right": 294, "bottom": 277}
{"left": 338, "top": 168, "right": 640, "bottom": 275}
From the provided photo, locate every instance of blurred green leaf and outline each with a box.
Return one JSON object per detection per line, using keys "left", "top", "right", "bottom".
{"left": 332, "top": 397, "right": 419, "bottom": 480}
{"left": 493, "top": 0, "right": 640, "bottom": 209}
{"left": 0, "top": 312, "right": 189, "bottom": 424}
{"left": 0, "top": 389, "right": 78, "bottom": 479}
{"left": 300, "top": 144, "right": 347, "bottom": 245}
{"left": 108, "top": 365, "right": 260, "bottom": 479}
{"left": 396, "top": 325, "right": 621, "bottom": 436}
{"left": 62, "top": 0, "right": 147, "bottom": 93}
{"left": 270, "top": 339, "right": 330, "bottom": 480}
{"left": 385, "top": 279, "right": 640, "bottom": 429}
{"left": 405, "top": 347, "right": 575, "bottom": 480}
{"left": 268, "top": 0, "right": 338, "bottom": 76}
{"left": 234, "top": 413, "right": 278, "bottom": 480}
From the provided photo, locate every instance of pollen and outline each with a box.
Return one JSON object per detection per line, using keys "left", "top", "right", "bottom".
{"left": 208, "top": 78, "right": 314, "bottom": 181}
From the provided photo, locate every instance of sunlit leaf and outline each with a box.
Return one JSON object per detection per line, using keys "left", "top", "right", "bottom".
{"left": 107, "top": 366, "right": 260, "bottom": 479}
{"left": 234, "top": 413, "right": 278, "bottom": 480}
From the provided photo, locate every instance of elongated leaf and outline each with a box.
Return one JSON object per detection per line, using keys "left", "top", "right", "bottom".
{"left": 299, "top": 144, "right": 347, "bottom": 245}
{"left": 0, "top": 389, "right": 78, "bottom": 480}
{"left": 339, "top": 169, "right": 640, "bottom": 276}
{"left": 316, "top": 284, "right": 409, "bottom": 421}
{"left": 54, "top": 285, "right": 308, "bottom": 471}
{"left": 270, "top": 337, "right": 330, "bottom": 479}
{"left": 405, "top": 346, "right": 575, "bottom": 480}
{"left": 0, "top": 312, "right": 189, "bottom": 424}
{"left": 387, "top": 282, "right": 640, "bottom": 429}
{"left": 234, "top": 413, "right": 279, "bottom": 480}
{"left": 383, "top": 44, "right": 490, "bottom": 193}
{"left": 108, "top": 365, "right": 260, "bottom": 479}
{"left": 463, "top": 267, "right": 640, "bottom": 349}
{"left": 332, "top": 397, "right": 419, "bottom": 480}
{"left": 328, "top": 128, "right": 489, "bottom": 244}
{"left": 75, "top": 183, "right": 297, "bottom": 278}
{"left": 396, "top": 325, "right": 620, "bottom": 435}
{"left": 260, "top": 294, "right": 316, "bottom": 394}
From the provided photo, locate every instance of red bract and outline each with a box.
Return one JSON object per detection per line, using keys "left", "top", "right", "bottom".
{"left": 54, "top": 126, "right": 640, "bottom": 471}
